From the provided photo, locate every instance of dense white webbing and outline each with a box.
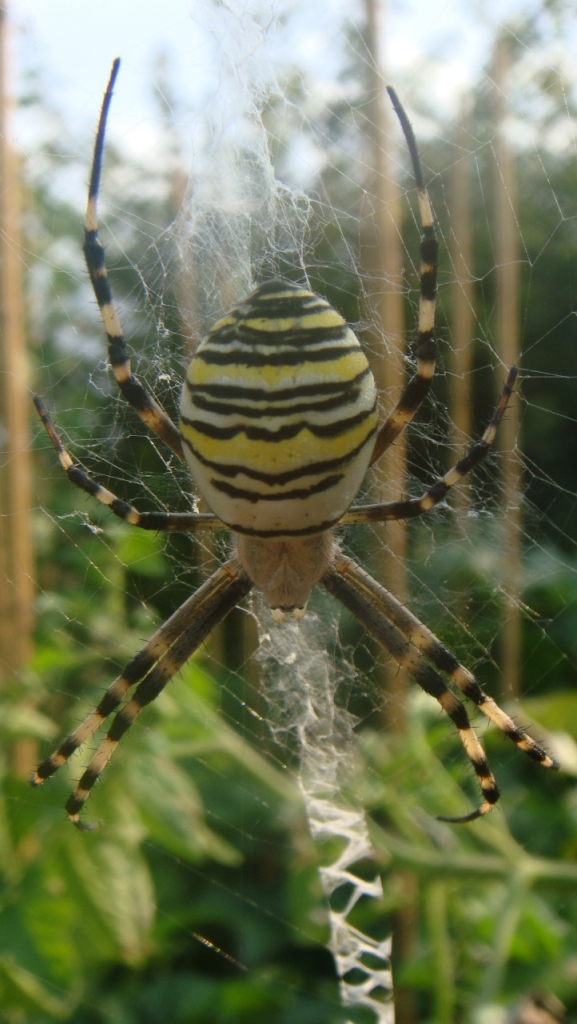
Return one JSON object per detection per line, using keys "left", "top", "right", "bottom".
{"left": 255, "top": 599, "right": 393, "bottom": 1023}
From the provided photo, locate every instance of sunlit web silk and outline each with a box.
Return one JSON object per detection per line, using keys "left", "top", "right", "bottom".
{"left": 255, "top": 600, "right": 393, "bottom": 1022}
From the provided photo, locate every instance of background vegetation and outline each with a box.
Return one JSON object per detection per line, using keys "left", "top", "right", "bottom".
{"left": 1, "top": 7, "right": 577, "bottom": 1023}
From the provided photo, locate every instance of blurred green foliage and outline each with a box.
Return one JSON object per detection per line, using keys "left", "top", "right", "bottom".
{"left": 2, "top": 25, "right": 577, "bottom": 1024}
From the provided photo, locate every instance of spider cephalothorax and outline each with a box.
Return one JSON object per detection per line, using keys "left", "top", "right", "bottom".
{"left": 32, "top": 59, "right": 558, "bottom": 829}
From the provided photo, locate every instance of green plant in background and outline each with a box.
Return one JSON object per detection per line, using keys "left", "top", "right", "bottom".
{"left": 2, "top": 25, "right": 577, "bottom": 1023}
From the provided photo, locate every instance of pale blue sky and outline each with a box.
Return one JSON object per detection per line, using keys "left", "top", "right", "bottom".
{"left": 12, "top": 0, "right": 560, "bottom": 148}
{"left": 8, "top": 0, "right": 574, "bottom": 219}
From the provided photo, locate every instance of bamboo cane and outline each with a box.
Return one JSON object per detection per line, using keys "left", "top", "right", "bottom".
{"left": 493, "top": 36, "right": 522, "bottom": 700}
{"left": 363, "top": 6, "right": 416, "bottom": 1022}
{"left": 363, "top": 0, "right": 408, "bottom": 728}
{"left": 0, "top": 4, "right": 34, "bottom": 683}
{"left": 449, "top": 105, "right": 474, "bottom": 514}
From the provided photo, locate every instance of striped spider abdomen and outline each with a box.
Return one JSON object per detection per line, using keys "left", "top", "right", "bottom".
{"left": 180, "top": 279, "right": 378, "bottom": 539}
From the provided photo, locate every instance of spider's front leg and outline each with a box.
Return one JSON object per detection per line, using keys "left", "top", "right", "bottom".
{"left": 34, "top": 397, "right": 224, "bottom": 532}
{"left": 85, "top": 58, "right": 185, "bottom": 459}
{"left": 341, "top": 366, "right": 517, "bottom": 526}
{"left": 369, "top": 87, "right": 438, "bottom": 467}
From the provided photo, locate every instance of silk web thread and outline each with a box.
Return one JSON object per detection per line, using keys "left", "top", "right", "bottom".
{"left": 255, "top": 598, "right": 393, "bottom": 1023}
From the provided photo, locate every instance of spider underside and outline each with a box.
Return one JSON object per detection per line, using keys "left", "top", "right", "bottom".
{"left": 32, "top": 59, "right": 558, "bottom": 830}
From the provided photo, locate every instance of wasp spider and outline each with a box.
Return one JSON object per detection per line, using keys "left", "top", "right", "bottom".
{"left": 32, "top": 59, "right": 558, "bottom": 829}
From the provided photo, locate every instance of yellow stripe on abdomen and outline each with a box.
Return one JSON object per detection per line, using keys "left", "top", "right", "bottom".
{"left": 180, "top": 412, "right": 377, "bottom": 478}
{"left": 187, "top": 345, "right": 368, "bottom": 390}
{"left": 180, "top": 279, "right": 377, "bottom": 536}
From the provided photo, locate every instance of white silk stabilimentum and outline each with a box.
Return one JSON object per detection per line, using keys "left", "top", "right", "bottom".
{"left": 255, "top": 598, "right": 393, "bottom": 1023}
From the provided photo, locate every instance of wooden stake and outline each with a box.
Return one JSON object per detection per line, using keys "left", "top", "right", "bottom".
{"left": 0, "top": 3, "right": 34, "bottom": 682}
{"left": 363, "top": 7, "right": 416, "bottom": 1024}
{"left": 493, "top": 36, "right": 522, "bottom": 699}
{"left": 449, "top": 105, "right": 474, "bottom": 514}
{"left": 363, "top": 0, "right": 408, "bottom": 731}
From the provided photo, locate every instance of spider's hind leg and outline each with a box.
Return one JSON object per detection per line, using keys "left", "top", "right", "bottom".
{"left": 33, "top": 558, "right": 252, "bottom": 829}
{"left": 323, "top": 556, "right": 500, "bottom": 823}
{"left": 330, "top": 555, "right": 558, "bottom": 772}
{"left": 31, "top": 583, "right": 217, "bottom": 786}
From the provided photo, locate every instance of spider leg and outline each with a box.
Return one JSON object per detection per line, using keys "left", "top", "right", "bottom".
{"left": 370, "top": 88, "right": 438, "bottom": 466}
{"left": 32, "top": 577, "right": 215, "bottom": 784}
{"left": 341, "top": 367, "right": 517, "bottom": 526}
{"left": 33, "top": 558, "right": 252, "bottom": 828}
{"left": 322, "top": 556, "right": 500, "bottom": 823}
{"left": 84, "top": 59, "right": 185, "bottom": 460}
{"left": 330, "top": 555, "right": 558, "bottom": 771}
{"left": 34, "top": 397, "right": 224, "bottom": 532}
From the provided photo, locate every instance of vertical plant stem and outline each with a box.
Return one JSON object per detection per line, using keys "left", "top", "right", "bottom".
{"left": 424, "top": 879, "right": 455, "bottom": 1024}
{"left": 475, "top": 870, "right": 529, "bottom": 1013}
{"left": 391, "top": 870, "right": 419, "bottom": 1024}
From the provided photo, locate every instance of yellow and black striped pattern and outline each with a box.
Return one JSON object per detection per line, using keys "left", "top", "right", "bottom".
{"left": 180, "top": 280, "right": 378, "bottom": 536}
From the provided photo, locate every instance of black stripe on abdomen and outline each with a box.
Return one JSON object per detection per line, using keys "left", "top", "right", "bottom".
{"left": 197, "top": 345, "right": 360, "bottom": 368}
{"left": 186, "top": 367, "right": 371, "bottom": 403}
{"left": 188, "top": 388, "right": 361, "bottom": 419}
{"left": 180, "top": 403, "right": 376, "bottom": 442}
{"left": 210, "top": 473, "right": 343, "bottom": 503}
{"left": 208, "top": 323, "right": 348, "bottom": 347}
{"left": 181, "top": 426, "right": 377, "bottom": 485}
